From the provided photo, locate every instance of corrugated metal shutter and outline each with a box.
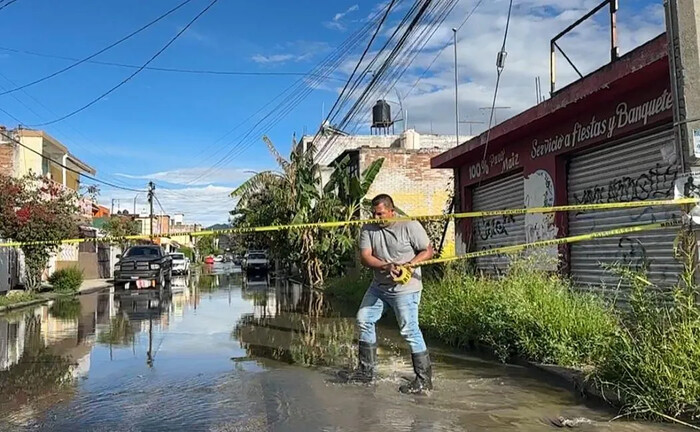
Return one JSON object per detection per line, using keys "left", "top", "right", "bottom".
{"left": 567, "top": 129, "right": 682, "bottom": 295}
{"left": 472, "top": 172, "right": 525, "bottom": 273}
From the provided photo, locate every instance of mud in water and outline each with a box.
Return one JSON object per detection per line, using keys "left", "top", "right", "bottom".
{"left": 0, "top": 265, "right": 686, "bottom": 431}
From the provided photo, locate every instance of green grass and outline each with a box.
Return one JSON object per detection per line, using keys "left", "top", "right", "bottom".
{"left": 0, "top": 291, "right": 39, "bottom": 308}
{"left": 325, "top": 255, "right": 700, "bottom": 424}
{"left": 591, "top": 263, "right": 700, "bottom": 423}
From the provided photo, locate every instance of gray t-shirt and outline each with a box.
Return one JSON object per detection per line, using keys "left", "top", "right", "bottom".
{"left": 359, "top": 221, "right": 431, "bottom": 295}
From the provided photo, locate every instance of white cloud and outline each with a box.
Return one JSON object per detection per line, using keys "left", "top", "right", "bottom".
{"left": 114, "top": 167, "right": 255, "bottom": 186}
{"left": 334, "top": 4, "right": 359, "bottom": 21}
{"left": 332, "top": 0, "right": 665, "bottom": 136}
{"left": 325, "top": 4, "right": 359, "bottom": 31}
{"left": 251, "top": 54, "right": 298, "bottom": 64}
{"left": 100, "top": 185, "right": 236, "bottom": 226}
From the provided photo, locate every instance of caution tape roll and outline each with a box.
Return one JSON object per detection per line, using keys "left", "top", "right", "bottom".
{"left": 0, "top": 198, "right": 696, "bottom": 248}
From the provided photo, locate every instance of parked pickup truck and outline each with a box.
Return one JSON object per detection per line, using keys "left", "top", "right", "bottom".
{"left": 114, "top": 245, "right": 172, "bottom": 290}
{"left": 243, "top": 251, "right": 269, "bottom": 273}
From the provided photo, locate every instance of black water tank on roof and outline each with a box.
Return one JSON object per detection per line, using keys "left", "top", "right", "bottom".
{"left": 372, "top": 100, "right": 392, "bottom": 127}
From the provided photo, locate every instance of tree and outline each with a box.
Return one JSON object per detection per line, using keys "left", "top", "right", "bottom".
{"left": 0, "top": 173, "right": 79, "bottom": 292}
{"left": 231, "top": 134, "right": 384, "bottom": 287}
{"left": 196, "top": 235, "right": 219, "bottom": 258}
{"left": 102, "top": 215, "right": 140, "bottom": 250}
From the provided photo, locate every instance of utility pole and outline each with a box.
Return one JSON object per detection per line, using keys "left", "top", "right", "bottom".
{"left": 147, "top": 182, "right": 155, "bottom": 238}
{"left": 453, "top": 28, "right": 460, "bottom": 147}
{"left": 665, "top": 0, "right": 700, "bottom": 171}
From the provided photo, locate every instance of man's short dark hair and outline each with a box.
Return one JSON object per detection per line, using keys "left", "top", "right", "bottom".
{"left": 371, "top": 194, "right": 394, "bottom": 209}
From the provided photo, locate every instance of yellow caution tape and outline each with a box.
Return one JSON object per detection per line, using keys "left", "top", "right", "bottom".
{"left": 0, "top": 198, "right": 696, "bottom": 248}
{"left": 382, "top": 219, "right": 682, "bottom": 285}
{"left": 418, "top": 219, "right": 683, "bottom": 267}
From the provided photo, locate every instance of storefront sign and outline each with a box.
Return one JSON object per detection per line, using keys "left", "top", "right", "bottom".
{"left": 465, "top": 85, "right": 673, "bottom": 183}
{"left": 531, "top": 89, "right": 673, "bottom": 160}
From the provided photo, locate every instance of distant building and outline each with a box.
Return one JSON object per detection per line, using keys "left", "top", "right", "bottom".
{"left": 0, "top": 127, "right": 95, "bottom": 190}
{"left": 302, "top": 128, "right": 469, "bottom": 256}
{"left": 0, "top": 127, "right": 100, "bottom": 289}
{"left": 170, "top": 216, "right": 201, "bottom": 249}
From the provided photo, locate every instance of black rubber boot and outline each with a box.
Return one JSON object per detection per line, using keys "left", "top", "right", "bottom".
{"left": 399, "top": 350, "right": 433, "bottom": 394}
{"left": 339, "top": 341, "right": 377, "bottom": 383}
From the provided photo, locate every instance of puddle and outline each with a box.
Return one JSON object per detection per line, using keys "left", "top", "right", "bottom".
{"left": 0, "top": 265, "right": 686, "bottom": 431}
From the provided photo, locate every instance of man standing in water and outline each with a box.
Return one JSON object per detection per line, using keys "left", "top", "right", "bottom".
{"left": 346, "top": 194, "right": 434, "bottom": 394}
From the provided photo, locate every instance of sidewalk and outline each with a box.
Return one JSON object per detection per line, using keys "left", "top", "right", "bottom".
{"left": 78, "top": 278, "right": 112, "bottom": 295}
{"left": 0, "top": 278, "right": 113, "bottom": 314}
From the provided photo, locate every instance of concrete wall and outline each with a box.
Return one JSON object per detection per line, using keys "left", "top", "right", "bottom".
{"left": 17, "top": 135, "right": 42, "bottom": 176}
{"left": 360, "top": 148, "right": 455, "bottom": 256}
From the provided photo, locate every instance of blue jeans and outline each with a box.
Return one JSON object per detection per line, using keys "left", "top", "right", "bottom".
{"left": 356, "top": 288, "right": 427, "bottom": 353}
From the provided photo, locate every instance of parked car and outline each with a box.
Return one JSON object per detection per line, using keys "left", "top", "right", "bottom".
{"left": 170, "top": 252, "right": 190, "bottom": 275}
{"left": 204, "top": 256, "right": 215, "bottom": 265}
{"left": 243, "top": 252, "right": 269, "bottom": 273}
{"left": 114, "top": 245, "right": 172, "bottom": 290}
{"left": 214, "top": 255, "right": 224, "bottom": 263}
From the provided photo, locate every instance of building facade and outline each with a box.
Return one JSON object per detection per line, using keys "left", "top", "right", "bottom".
{"left": 315, "top": 129, "right": 466, "bottom": 256}
{"left": 432, "top": 34, "right": 685, "bottom": 296}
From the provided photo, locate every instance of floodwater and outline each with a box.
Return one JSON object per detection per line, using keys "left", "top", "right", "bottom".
{"left": 0, "top": 265, "right": 685, "bottom": 431}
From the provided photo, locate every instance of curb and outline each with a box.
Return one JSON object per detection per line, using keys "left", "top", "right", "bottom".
{"left": 0, "top": 282, "right": 113, "bottom": 314}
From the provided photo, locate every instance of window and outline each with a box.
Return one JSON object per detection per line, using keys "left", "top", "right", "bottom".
{"left": 171, "top": 253, "right": 185, "bottom": 260}
{"left": 124, "top": 246, "right": 161, "bottom": 258}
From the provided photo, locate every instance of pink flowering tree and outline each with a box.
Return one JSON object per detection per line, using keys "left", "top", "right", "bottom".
{"left": 0, "top": 173, "right": 79, "bottom": 291}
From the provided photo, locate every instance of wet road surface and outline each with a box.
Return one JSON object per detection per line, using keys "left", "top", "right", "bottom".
{"left": 0, "top": 265, "right": 684, "bottom": 431}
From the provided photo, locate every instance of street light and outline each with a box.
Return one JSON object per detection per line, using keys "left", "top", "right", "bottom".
{"left": 133, "top": 193, "right": 141, "bottom": 215}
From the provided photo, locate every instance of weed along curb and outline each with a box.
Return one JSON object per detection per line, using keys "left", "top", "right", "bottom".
{"left": 0, "top": 282, "right": 112, "bottom": 314}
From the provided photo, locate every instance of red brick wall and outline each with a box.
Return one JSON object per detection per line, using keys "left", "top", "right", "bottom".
{"left": 0, "top": 142, "right": 15, "bottom": 175}
{"left": 360, "top": 147, "right": 456, "bottom": 254}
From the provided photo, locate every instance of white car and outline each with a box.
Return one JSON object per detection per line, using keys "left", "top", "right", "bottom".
{"left": 170, "top": 252, "right": 190, "bottom": 275}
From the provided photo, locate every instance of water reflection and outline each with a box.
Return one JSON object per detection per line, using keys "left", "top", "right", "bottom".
{"left": 0, "top": 269, "right": 687, "bottom": 431}
{"left": 236, "top": 274, "right": 357, "bottom": 369}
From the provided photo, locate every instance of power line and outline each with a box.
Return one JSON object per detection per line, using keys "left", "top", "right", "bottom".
{"left": 0, "top": 71, "right": 143, "bottom": 189}
{"left": 0, "top": 130, "right": 146, "bottom": 192}
{"left": 316, "top": 0, "right": 397, "bottom": 142}
{"left": 27, "top": 0, "right": 220, "bottom": 127}
{"left": 0, "top": 46, "right": 347, "bottom": 81}
{"left": 0, "top": 0, "right": 20, "bottom": 12}
{"left": 403, "top": 0, "right": 485, "bottom": 99}
{"left": 153, "top": 193, "right": 168, "bottom": 216}
{"left": 481, "top": 0, "right": 514, "bottom": 161}
{"left": 0, "top": 0, "right": 195, "bottom": 97}
{"left": 182, "top": 5, "right": 391, "bottom": 185}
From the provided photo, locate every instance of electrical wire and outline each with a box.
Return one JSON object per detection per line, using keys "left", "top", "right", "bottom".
{"left": 27, "top": 0, "right": 220, "bottom": 127}
{"left": 480, "top": 0, "right": 514, "bottom": 161}
{"left": 0, "top": 0, "right": 195, "bottom": 96}
{"left": 153, "top": 193, "right": 168, "bottom": 216}
{"left": 403, "top": 0, "right": 485, "bottom": 99}
{"left": 0, "top": 0, "right": 20, "bottom": 12}
{"left": 182, "top": 5, "right": 392, "bottom": 185}
{"left": 0, "top": 46, "right": 347, "bottom": 81}
{"left": 316, "top": 0, "right": 397, "bottom": 141}
{"left": 0, "top": 131, "right": 146, "bottom": 192}
{"left": 0, "top": 71, "right": 143, "bottom": 189}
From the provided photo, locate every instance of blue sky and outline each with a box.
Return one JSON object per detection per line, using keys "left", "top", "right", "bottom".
{"left": 0, "top": 0, "right": 665, "bottom": 224}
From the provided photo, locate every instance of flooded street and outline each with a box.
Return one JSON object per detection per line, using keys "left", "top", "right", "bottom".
{"left": 0, "top": 266, "right": 684, "bottom": 431}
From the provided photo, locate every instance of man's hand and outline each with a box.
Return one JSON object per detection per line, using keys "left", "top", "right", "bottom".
{"left": 381, "top": 263, "right": 402, "bottom": 277}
